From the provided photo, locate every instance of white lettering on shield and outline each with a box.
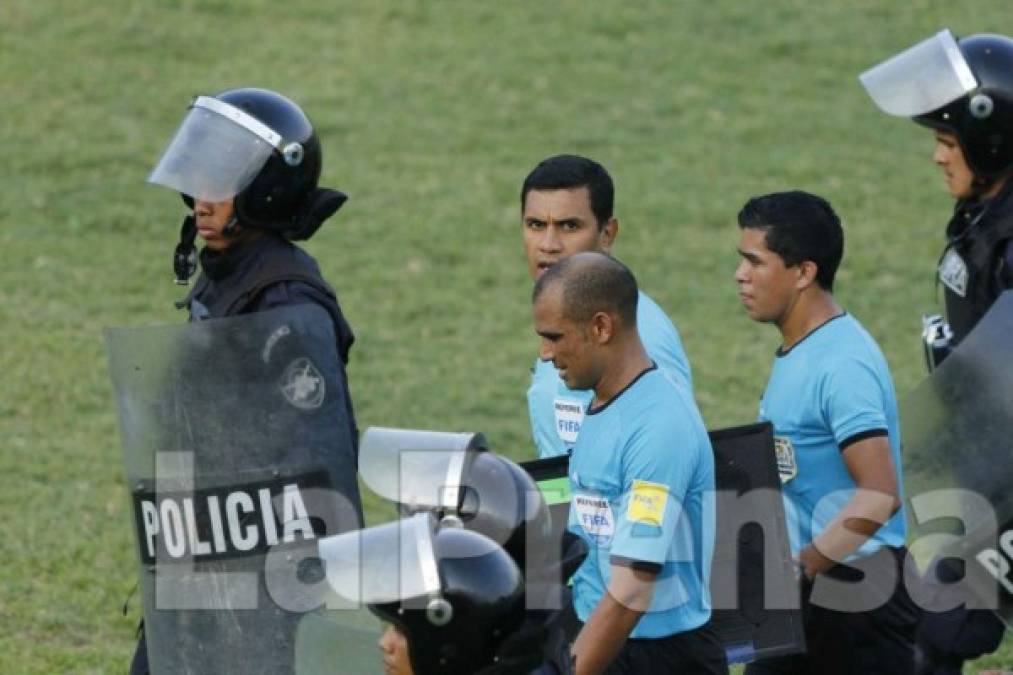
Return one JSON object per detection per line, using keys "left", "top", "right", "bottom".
{"left": 139, "top": 483, "right": 315, "bottom": 560}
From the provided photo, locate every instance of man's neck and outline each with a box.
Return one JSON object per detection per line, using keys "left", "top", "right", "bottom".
{"left": 980, "top": 174, "right": 1011, "bottom": 201}
{"left": 777, "top": 289, "right": 842, "bottom": 352}
{"left": 591, "top": 341, "right": 653, "bottom": 410}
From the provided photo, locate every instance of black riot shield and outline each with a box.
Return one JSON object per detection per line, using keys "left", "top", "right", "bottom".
{"left": 106, "top": 304, "right": 364, "bottom": 675}
{"left": 520, "top": 421, "right": 804, "bottom": 664}
{"left": 902, "top": 291, "right": 1013, "bottom": 626}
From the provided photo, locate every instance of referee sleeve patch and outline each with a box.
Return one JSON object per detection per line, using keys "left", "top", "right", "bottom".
{"left": 627, "top": 479, "right": 668, "bottom": 527}
{"left": 839, "top": 428, "right": 888, "bottom": 452}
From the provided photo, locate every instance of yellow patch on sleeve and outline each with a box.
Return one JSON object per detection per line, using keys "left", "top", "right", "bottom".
{"left": 627, "top": 479, "right": 668, "bottom": 527}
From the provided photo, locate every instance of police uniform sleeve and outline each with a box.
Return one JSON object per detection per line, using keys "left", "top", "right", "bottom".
{"left": 821, "top": 354, "right": 889, "bottom": 450}
{"left": 608, "top": 414, "right": 694, "bottom": 571}
{"left": 255, "top": 280, "right": 360, "bottom": 457}
{"left": 256, "top": 280, "right": 331, "bottom": 314}
{"left": 256, "top": 281, "right": 355, "bottom": 364}
{"left": 995, "top": 238, "right": 1013, "bottom": 291}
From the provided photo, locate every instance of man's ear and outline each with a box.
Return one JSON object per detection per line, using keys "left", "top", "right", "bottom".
{"left": 590, "top": 311, "right": 614, "bottom": 344}
{"left": 796, "top": 260, "right": 819, "bottom": 290}
{"left": 598, "top": 218, "right": 619, "bottom": 253}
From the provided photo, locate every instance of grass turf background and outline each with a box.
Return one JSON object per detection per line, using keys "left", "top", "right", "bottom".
{"left": 2, "top": 1, "right": 1011, "bottom": 671}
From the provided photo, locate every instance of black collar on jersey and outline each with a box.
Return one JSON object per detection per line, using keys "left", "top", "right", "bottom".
{"left": 776, "top": 312, "right": 847, "bottom": 358}
{"left": 587, "top": 362, "right": 658, "bottom": 416}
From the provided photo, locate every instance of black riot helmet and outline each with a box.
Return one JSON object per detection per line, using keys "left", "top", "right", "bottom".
{"left": 149, "top": 88, "right": 347, "bottom": 281}
{"left": 357, "top": 427, "right": 553, "bottom": 571}
{"left": 861, "top": 30, "right": 1013, "bottom": 181}
{"left": 456, "top": 451, "right": 554, "bottom": 570}
{"left": 320, "top": 514, "right": 527, "bottom": 675}
{"left": 215, "top": 87, "right": 324, "bottom": 232}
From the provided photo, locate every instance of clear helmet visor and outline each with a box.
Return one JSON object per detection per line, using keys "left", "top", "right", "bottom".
{"left": 147, "top": 97, "right": 278, "bottom": 202}
{"left": 318, "top": 513, "right": 441, "bottom": 605}
{"left": 860, "top": 29, "right": 978, "bottom": 117}
{"left": 358, "top": 427, "right": 486, "bottom": 511}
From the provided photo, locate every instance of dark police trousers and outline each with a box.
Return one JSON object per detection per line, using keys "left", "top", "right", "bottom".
{"left": 746, "top": 546, "right": 921, "bottom": 675}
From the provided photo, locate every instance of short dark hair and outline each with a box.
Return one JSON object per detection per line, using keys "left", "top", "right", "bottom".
{"left": 520, "top": 154, "right": 615, "bottom": 229}
{"left": 532, "top": 251, "right": 638, "bottom": 326}
{"left": 737, "top": 190, "right": 844, "bottom": 291}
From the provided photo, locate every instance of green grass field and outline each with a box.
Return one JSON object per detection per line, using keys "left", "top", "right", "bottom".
{"left": 2, "top": 1, "right": 1012, "bottom": 672}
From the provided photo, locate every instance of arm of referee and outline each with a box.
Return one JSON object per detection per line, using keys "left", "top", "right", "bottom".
{"left": 798, "top": 433, "right": 902, "bottom": 578}
{"left": 570, "top": 563, "right": 658, "bottom": 675}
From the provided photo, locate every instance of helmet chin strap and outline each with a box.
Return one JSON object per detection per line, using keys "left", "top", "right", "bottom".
{"left": 221, "top": 215, "right": 242, "bottom": 238}
{"left": 173, "top": 215, "right": 198, "bottom": 285}
{"left": 173, "top": 213, "right": 242, "bottom": 286}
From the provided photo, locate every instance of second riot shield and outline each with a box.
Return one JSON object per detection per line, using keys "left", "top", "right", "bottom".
{"left": 902, "top": 290, "right": 1013, "bottom": 625}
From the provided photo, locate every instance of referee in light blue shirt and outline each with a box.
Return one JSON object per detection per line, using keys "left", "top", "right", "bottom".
{"left": 533, "top": 251, "right": 725, "bottom": 674}
{"left": 519, "top": 155, "right": 693, "bottom": 459}
{"left": 734, "top": 191, "right": 919, "bottom": 675}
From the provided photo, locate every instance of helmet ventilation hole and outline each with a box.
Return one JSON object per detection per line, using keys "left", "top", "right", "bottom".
{"left": 969, "top": 93, "right": 994, "bottom": 119}
{"left": 426, "top": 598, "right": 453, "bottom": 626}
{"left": 282, "top": 142, "right": 305, "bottom": 166}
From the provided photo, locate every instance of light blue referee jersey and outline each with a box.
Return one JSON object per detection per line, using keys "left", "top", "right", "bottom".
{"left": 529, "top": 291, "right": 693, "bottom": 458}
{"left": 759, "top": 313, "right": 907, "bottom": 558}
{"left": 568, "top": 366, "right": 715, "bottom": 638}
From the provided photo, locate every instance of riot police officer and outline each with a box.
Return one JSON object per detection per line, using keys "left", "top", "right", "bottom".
{"left": 862, "top": 30, "right": 1013, "bottom": 360}
{"left": 129, "top": 86, "right": 363, "bottom": 675}
{"left": 151, "top": 87, "right": 355, "bottom": 356}
{"left": 862, "top": 29, "right": 1013, "bottom": 674}
{"left": 322, "top": 513, "right": 540, "bottom": 675}
{"left": 355, "top": 427, "right": 589, "bottom": 673}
